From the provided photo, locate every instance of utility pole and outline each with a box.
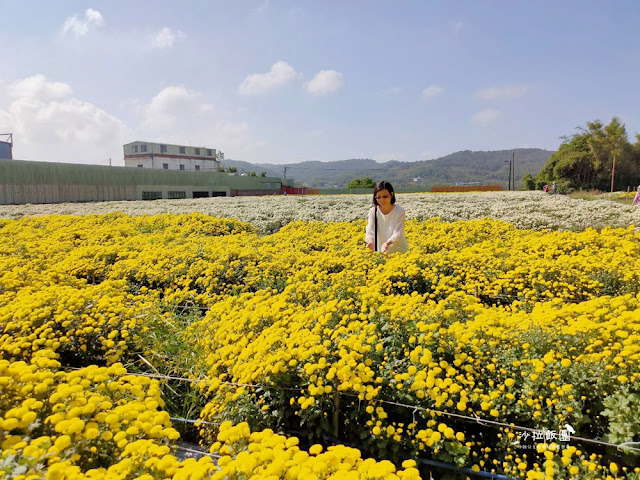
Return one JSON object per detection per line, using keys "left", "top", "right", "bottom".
{"left": 512, "top": 151, "right": 515, "bottom": 191}
{"left": 283, "top": 165, "right": 287, "bottom": 180}
{"left": 508, "top": 157, "right": 512, "bottom": 191}
{"left": 610, "top": 154, "right": 616, "bottom": 193}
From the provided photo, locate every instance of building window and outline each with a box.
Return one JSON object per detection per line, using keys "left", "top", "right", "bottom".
{"left": 160, "top": 144, "right": 167, "bottom": 153}
{"left": 137, "top": 164, "right": 143, "bottom": 168}
{"left": 132, "top": 145, "right": 138, "bottom": 153}
{"left": 163, "top": 163, "right": 169, "bottom": 169}
{"left": 206, "top": 149, "right": 212, "bottom": 156}
{"left": 141, "top": 144, "right": 148, "bottom": 152}
{"left": 195, "top": 165, "right": 200, "bottom": 171}
{"left": 142, "top": 191, "right": 162, "bottom": 200}
{"left": 179, "top": 146, "right": 186, "bottom": 154}
{"left": 195, "top": 148, "right": 200, "bottom": 155}
{"left": 168, "top": 191, "right": 186, "bottom": 199}
{"left": 179, "top": 164, "right": 185, "bottom": 170}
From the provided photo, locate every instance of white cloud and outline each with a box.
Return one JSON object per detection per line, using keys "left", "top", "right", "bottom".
{"left": 421, "top": 85, "right": 444, "bottom": 101}
{"left": 0, "top": 76, "right": 269, "bottom": 165}
{"left": 181, "top": 119, "right": 269, "bottom": 162}
{"left": 8, "top": 74, "right": 73, "bottom": 99}
{"left": 305, "top": 70, "right": 344, "bottom": 95}
{"left": 474, "top": 84, "right": 529, "bottom": 100}
{"left": 151, "top": 27, "right": 185, "bottom": 49}
{"left": 238, "top": 61, "right": 299, "bottom": 95}
{"left": 63, "top": 8, "right": 104, "bottom": 38}
{"left": 145, "top": 86, "right": 202, "bottom": 116}
{"left": 141, "top": 86, "right": 211, "bottom": 132}
{"left": 471, "top": 108, "right": 500, "bottom": 126}
{"left": 210, "top": 121, "right": 265, "bottom": 155}
{"left": 0, "top": 109, "right": 11, "bottom": 129}
{"left": 136, "top": 86, "right": 266, "bottom": 161}
{"left": 0, "top": 75, "right": 127, "bottom": 164}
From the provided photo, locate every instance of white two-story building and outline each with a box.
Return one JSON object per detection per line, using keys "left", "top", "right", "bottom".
{"left": 123, "top": 141, "right": 224, "bottom": 171}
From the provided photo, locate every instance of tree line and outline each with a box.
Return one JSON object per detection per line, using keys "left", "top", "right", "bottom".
{"left": 345, "top": 177, "right": 376, "bottom": 189}
{"left": 528, "top": 117, "right": 640, "bottom": 192}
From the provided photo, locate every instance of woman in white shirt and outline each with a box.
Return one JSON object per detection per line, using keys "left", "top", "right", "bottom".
{"left": 365, "top": 181, "right": 408, "bottom": 253}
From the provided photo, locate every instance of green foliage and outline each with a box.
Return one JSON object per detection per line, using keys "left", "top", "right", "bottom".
{"left": 227, "top": 166, "right": 237, "bottom": 173}
{"left": 537, "top": 118, "right": 640, "bottom": 191}
{"left": 134, "top": 305, "right": 209, "bottom": 442}
{"left": 601, "top": 387, "right": 640, "bottom": 448}
{"left": 345, "top": 177, "right": 376, "bottom": 188}
{"left": 522, "top": 172, "right": 536, "bottom": 190}
{"left": 556, "top": 180, "right": 574, "bottom": 194}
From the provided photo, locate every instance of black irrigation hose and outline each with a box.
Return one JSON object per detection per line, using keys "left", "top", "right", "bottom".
{"left": 62, "top": 367, "right": 640, "bottom": 454}
{"left": 169, "top": 418, "right": 518, "bottom": 480}
{"left": 416, "top": 457, "right": 515, "bottom": 480}
{"left": 318, "top": 432, "right": 518, "bottom": 480}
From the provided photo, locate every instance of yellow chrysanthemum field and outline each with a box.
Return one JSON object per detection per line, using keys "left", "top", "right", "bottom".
{"left": 1, "top": 192, "right": 639, "bottom": 479}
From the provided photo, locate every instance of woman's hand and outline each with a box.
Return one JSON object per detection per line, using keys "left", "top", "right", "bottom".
{"left": 381, "top": 241, "right": 392, "bottom": 253}
{"left": 366, "top": 242, "right": 375, "bottom": 251}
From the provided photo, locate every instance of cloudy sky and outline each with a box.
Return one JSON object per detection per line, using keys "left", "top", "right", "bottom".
{"left": 1, "top": 1, "right": 639, "bottom": 166}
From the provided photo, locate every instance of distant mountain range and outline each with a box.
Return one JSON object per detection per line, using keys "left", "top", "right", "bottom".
{"left": 222, "top": 148, "right": 554, "bottom": 188}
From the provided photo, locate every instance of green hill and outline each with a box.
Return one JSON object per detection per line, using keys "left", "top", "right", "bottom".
{"left": 222, "top": 148, "right": 554, "bottom": 189}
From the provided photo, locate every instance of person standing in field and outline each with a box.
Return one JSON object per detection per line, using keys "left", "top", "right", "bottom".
{"left": 365, "top": 181, "right": 408, "bottom": 253}
{"left": 552, "top": 182, "right": 557, "bottom": 194}
{"left": 633, "top": 186, "right": 640, "bottom": 206}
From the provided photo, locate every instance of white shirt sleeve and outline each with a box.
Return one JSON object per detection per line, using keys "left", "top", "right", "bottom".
{"left": 365, "top": 207, "right": 376, "bottom": 244}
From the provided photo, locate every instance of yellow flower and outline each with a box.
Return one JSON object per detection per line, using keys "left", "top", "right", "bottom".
{"left": 54, "top": 435, "right": 72, "bottom": 451}
{"left": 309, "top": 444, "right": 323, "bottom": 455}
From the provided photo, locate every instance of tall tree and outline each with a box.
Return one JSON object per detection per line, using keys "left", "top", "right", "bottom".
{"left": 537, "top": 133, "right": 595, "bottom": 189}
{"left": 521, "top": 172, "right": 536, "bottom": 190}
{"left": 587, "top": 118, "right": 627, "bottom": 192}
{"left": 537, "top": 117, "right": 639, "bottom": 191}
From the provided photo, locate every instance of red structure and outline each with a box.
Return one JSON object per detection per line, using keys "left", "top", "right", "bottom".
{"left": 282, "top": 185, "right": 309, "bottom": 195}
{"left": 431, "top": 185, "right": 503, "bottom": 193}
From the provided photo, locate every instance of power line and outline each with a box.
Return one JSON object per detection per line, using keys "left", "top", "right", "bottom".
{"left": 170, "top": 417, "right": 220, "bottom": 427}
{"left": 175, "top": 443, "right": 220, "bottom": 459}
{"left": 341, "top": 393, "right": 640, "bottom": 453}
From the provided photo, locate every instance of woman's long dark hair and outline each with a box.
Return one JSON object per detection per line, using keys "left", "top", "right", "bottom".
{"left": 372, "top": 181, "right": 396, "bottom": 206}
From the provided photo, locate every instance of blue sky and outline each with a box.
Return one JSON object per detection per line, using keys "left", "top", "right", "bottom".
{"left": 1, "top": 1, "right": 639, "bottom": 166}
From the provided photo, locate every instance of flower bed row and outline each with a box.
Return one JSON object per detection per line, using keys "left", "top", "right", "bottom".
{"left": 1, "top": 213, "right": 639, "bottom": 478}
{"left": 2, "top": 351, "right": 414, "bottom": 479}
